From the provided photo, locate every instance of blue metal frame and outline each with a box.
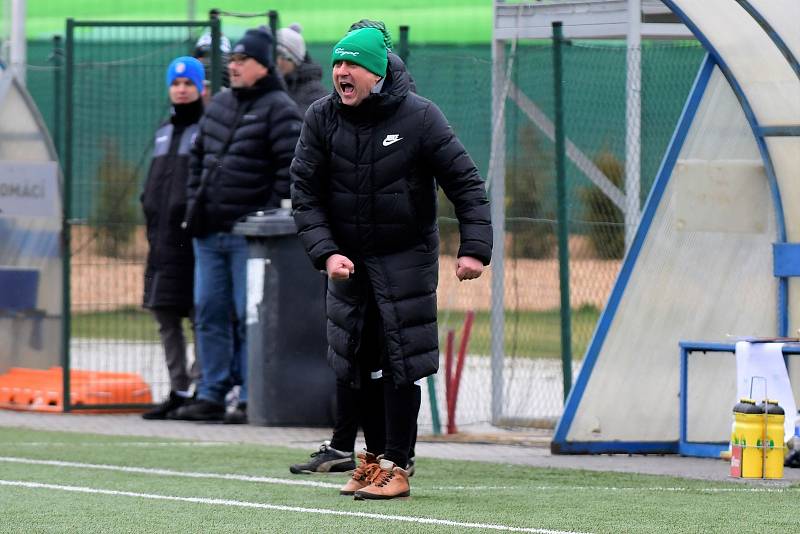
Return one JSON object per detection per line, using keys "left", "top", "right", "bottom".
{"left": 733, "top": 0, "right": 800, "bottom": 80}
{"left": 679, "top": 341, "right": 800, "bottom": 458}
{"left": 551, "top": 441, "right": 676, "bottom": 455}
{"left": 554, "top": 0, "right": 796, "bottom": 453}
{"left": 663, "top": 0, "right": 788, "bottom": 335}
{"left": 551, "top": 55, "right": 716, "bottom": 454}
{"left": 758, "top": 125, "right": 800, "bottom": 137}
{"left": 678, "top": 342, "right": 734, "bottom": 458}
{"left": 773, "top": 243, "right": 800, "bottom": 277}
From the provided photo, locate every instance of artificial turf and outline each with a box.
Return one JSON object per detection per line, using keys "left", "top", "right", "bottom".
{"left": 1, "top": 426, "right": 799, "bottom": 533}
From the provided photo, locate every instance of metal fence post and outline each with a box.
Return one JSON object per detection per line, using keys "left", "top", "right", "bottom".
{"left": 268, "top": 10, "right": 279, "bottom": 63}
{"left": 398, "top": 25, "right": 410, "bottom": 63}
{"left": 625, "top": 0, "right": 642, "bottom": 250}
{"left": 55, "top": 19, "right": 218, "bottom": 410}
{"left": 51, "top": 35, "right": 63, "bottom": 159}
{"left": 210, "top": 16, "right": 222, "bottom": 95}
{"left": 489, "top": 31, "right": 506, "bottom": 425}
{"left": 553, "top": 21, "right": 573, "bottom": 403}
{"left": 62, "top": 19, "right": 74, "bottom": 412}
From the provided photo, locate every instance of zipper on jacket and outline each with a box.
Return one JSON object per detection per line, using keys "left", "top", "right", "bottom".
{"left": 369, "top": 127, "right": 376, "bottom": 253}
{"left": 355, "top": 125, "right": 362, "bottom": 249}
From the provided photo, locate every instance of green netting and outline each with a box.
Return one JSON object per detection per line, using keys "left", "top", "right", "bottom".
{"left": 39, "top": 24, "right": 212, "bottom": 408}
{"left": 425, "top": 39, "right": 704, "bottom": 423}
{"left": 21, "top": 18, "right": 704, "bottom": 420}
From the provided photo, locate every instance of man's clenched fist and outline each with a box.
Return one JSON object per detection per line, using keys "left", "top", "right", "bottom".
{"left": 326, "top": 254, "right": 355, "bottom": 280}
{"left": 456, "top": 256, "right": 484, "bottom": 281}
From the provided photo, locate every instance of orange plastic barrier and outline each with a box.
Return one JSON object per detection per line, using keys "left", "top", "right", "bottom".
{"left": 0, "top": 367, "right": 152, "bottom": 412}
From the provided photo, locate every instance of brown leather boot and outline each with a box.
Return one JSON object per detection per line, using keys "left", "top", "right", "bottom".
{"left": 339, "top": 451, "right": 380, "bottom": 496}
{"left": 353, "top": 458, "right": 411, "bottom": 500}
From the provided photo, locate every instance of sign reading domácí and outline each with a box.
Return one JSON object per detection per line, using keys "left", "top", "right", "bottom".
{"left": 0, "top": 162, "right": 59, "bottom": 218}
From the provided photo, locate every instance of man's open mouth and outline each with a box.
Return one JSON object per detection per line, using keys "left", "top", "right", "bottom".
{"left": 339, "top": 81, "right": 355, "bottom": 96}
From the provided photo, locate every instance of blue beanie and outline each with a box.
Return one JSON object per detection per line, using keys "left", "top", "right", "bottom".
{"left": 166, "top": 56, "right": 205, "bottom": 94}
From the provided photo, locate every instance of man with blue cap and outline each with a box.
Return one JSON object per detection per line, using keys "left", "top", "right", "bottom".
{"left": 291, "top": 28, "right": 493, "bottom": 499}
{"left": 140, "top": 56, "right": 205, "bottom": 419}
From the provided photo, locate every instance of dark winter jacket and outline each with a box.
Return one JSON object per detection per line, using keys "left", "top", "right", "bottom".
{"left": 291, "top": 54, "right": 492, "bottom": 387}
{"left": 284, "top": 57, "right": 328, "bottom": 115}
{"left": 142, "top": 99, "right": 203, "bottom": 313}
{"left": 185, "top": 72, "right": 302, "bottom": 236}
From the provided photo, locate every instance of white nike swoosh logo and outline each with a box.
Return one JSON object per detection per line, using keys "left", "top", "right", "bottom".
{"left": 382, "top": 136, "right": 403, "bottom": 147}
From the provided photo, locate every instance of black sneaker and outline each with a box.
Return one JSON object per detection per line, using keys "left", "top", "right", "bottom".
{"left": 142, "top": 391, "right": 188, "bottom": 420}
{"left": 406, "top": 456, "right": 416, "bottom": 477}
{"left": 786, "top": 449, "right": 800, "bottom": 468}
{"left": 166, "top": 398, "right": 225, "bottom": 421}
{"left": 289, "top": 441, "right": 356, "bottom": 474}
{"left": 224, "top": 402, "right": 248, "bottom": 424}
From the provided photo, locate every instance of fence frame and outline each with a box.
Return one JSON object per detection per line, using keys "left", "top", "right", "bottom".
{"left": 490, "top": 0, "right": 692, "bottom": 425}
{"left": 62, "top": 18, "right": 220, "bottom": 411}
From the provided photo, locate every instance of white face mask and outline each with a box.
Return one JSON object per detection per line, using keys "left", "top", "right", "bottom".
{"left": 371, "top": 77, "right": 385, "bottom": 94}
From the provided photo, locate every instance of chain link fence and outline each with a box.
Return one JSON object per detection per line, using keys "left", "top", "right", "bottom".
{"left": 61, "top": 22, "right": 214, "bottom": 409}
{"left": 413, "top": 39, "right": 704, "bottom": 431}
{"left": 17, "top": 11, "right": 703, "bottom": 428}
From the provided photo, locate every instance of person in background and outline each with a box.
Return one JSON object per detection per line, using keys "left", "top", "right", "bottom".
{"left": 140, "top": 56, "right": 205, "bottom": 420}
{"left": 291, "top": 28, "right": 492, "bottom": 499}
{"left": 169, "top": 27, "right": 302, "bottom": 424}
{"left": 194, "top": 24, "right": 241, "bottom": 416}
{"left": 275, "top": 23, "right": 327, "bottom": 114}
{"left": 193, "top": 30, "right": 232, "bottom": 104}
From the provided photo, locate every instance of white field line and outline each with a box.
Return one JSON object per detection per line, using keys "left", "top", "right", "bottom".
{"left": 6, "top": 442, "right": 233, "bottom": 447}
{"left": 0, "top": 456, "right": 341, "bottom": 489}
{"left": 2, "top": 456, "right": 791, "bottom": 495}
{"left": 433, "top": 485, "right": 796, "bottom": 493}
{"left": 0, "top": 479, "right": 590, "bottom": 534}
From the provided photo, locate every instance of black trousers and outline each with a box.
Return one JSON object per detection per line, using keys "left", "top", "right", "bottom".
{"left": 152, "top": 308, "right": 195, "bottom": 393}
{"left": 329, "top": 380, "right": 419, "bottom": 463}
{"left": 329, "top": 288, "right": 420, "bottom": 468}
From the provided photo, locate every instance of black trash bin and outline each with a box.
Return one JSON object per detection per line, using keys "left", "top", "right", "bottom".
{"left": 233, "top": 208, "right": 334, "bottom": 426}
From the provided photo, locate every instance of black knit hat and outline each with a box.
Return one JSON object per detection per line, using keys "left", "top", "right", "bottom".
{"left": 232, "top": 26, "right": 274, "bottom": 69}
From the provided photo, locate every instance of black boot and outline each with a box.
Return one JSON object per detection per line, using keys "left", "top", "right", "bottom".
{"left": 224, "top": 402, "right": 248, "bottom": 424}
{"left": 142, "top": 391, "right": 188, "bottom": 420}
{"left": 166, "top": 398, "right": 225, "bottom": 421}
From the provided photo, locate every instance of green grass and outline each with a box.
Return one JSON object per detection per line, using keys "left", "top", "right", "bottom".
{"left": 440, "top": 306, "right": 600, "bottom": 360}
{"left": 24, "top": 0, "right": 492, "bottom": 43}
{"left": 1, "top": 427, "right": 799, "bottom": 533}
{"left": 71, "top": 308, "right": 193, "bottom": 344}
{"left": 72, "top": 306, "right": 601, "bottom": 359}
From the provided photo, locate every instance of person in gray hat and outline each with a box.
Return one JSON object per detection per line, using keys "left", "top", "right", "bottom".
{"left": 193, "top": 30, "right": 232, "bottom": 98}
{"left": 275, "top": 23, "right": 327, "bottom": 114}
{"left": 171, "top": 27, "right": 302, "bottom": 424}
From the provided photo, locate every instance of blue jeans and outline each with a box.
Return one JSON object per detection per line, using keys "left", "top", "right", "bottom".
{"left": 193, "top": 233, "right": 249, "bottom": 404}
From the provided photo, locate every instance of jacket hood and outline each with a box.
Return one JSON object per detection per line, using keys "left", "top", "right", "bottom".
{"left": 333, "top": 52, "right": 411, "bottom": 120}
{"left": 286, "top": 59, "right": 324, "bottom": 85}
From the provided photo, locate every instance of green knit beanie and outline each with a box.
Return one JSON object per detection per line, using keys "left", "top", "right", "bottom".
{"left": 348, "top": 19, "right": 393, "bottom": 50}
{"left": 331, "top": 27, "right": 388, "bottom": 77}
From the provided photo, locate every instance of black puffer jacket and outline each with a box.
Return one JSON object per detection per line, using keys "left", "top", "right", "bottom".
{"left": 141, "top": 99, "right": 202, "bottom": 313}
{"left": 186, "top": 73, "right": 302, "bottom": 235}
{"left": 291, "top": 54, "right": 492, "bottom": 387}
{"left": 284, "top": 57, "right": 328, "bottom": 115}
